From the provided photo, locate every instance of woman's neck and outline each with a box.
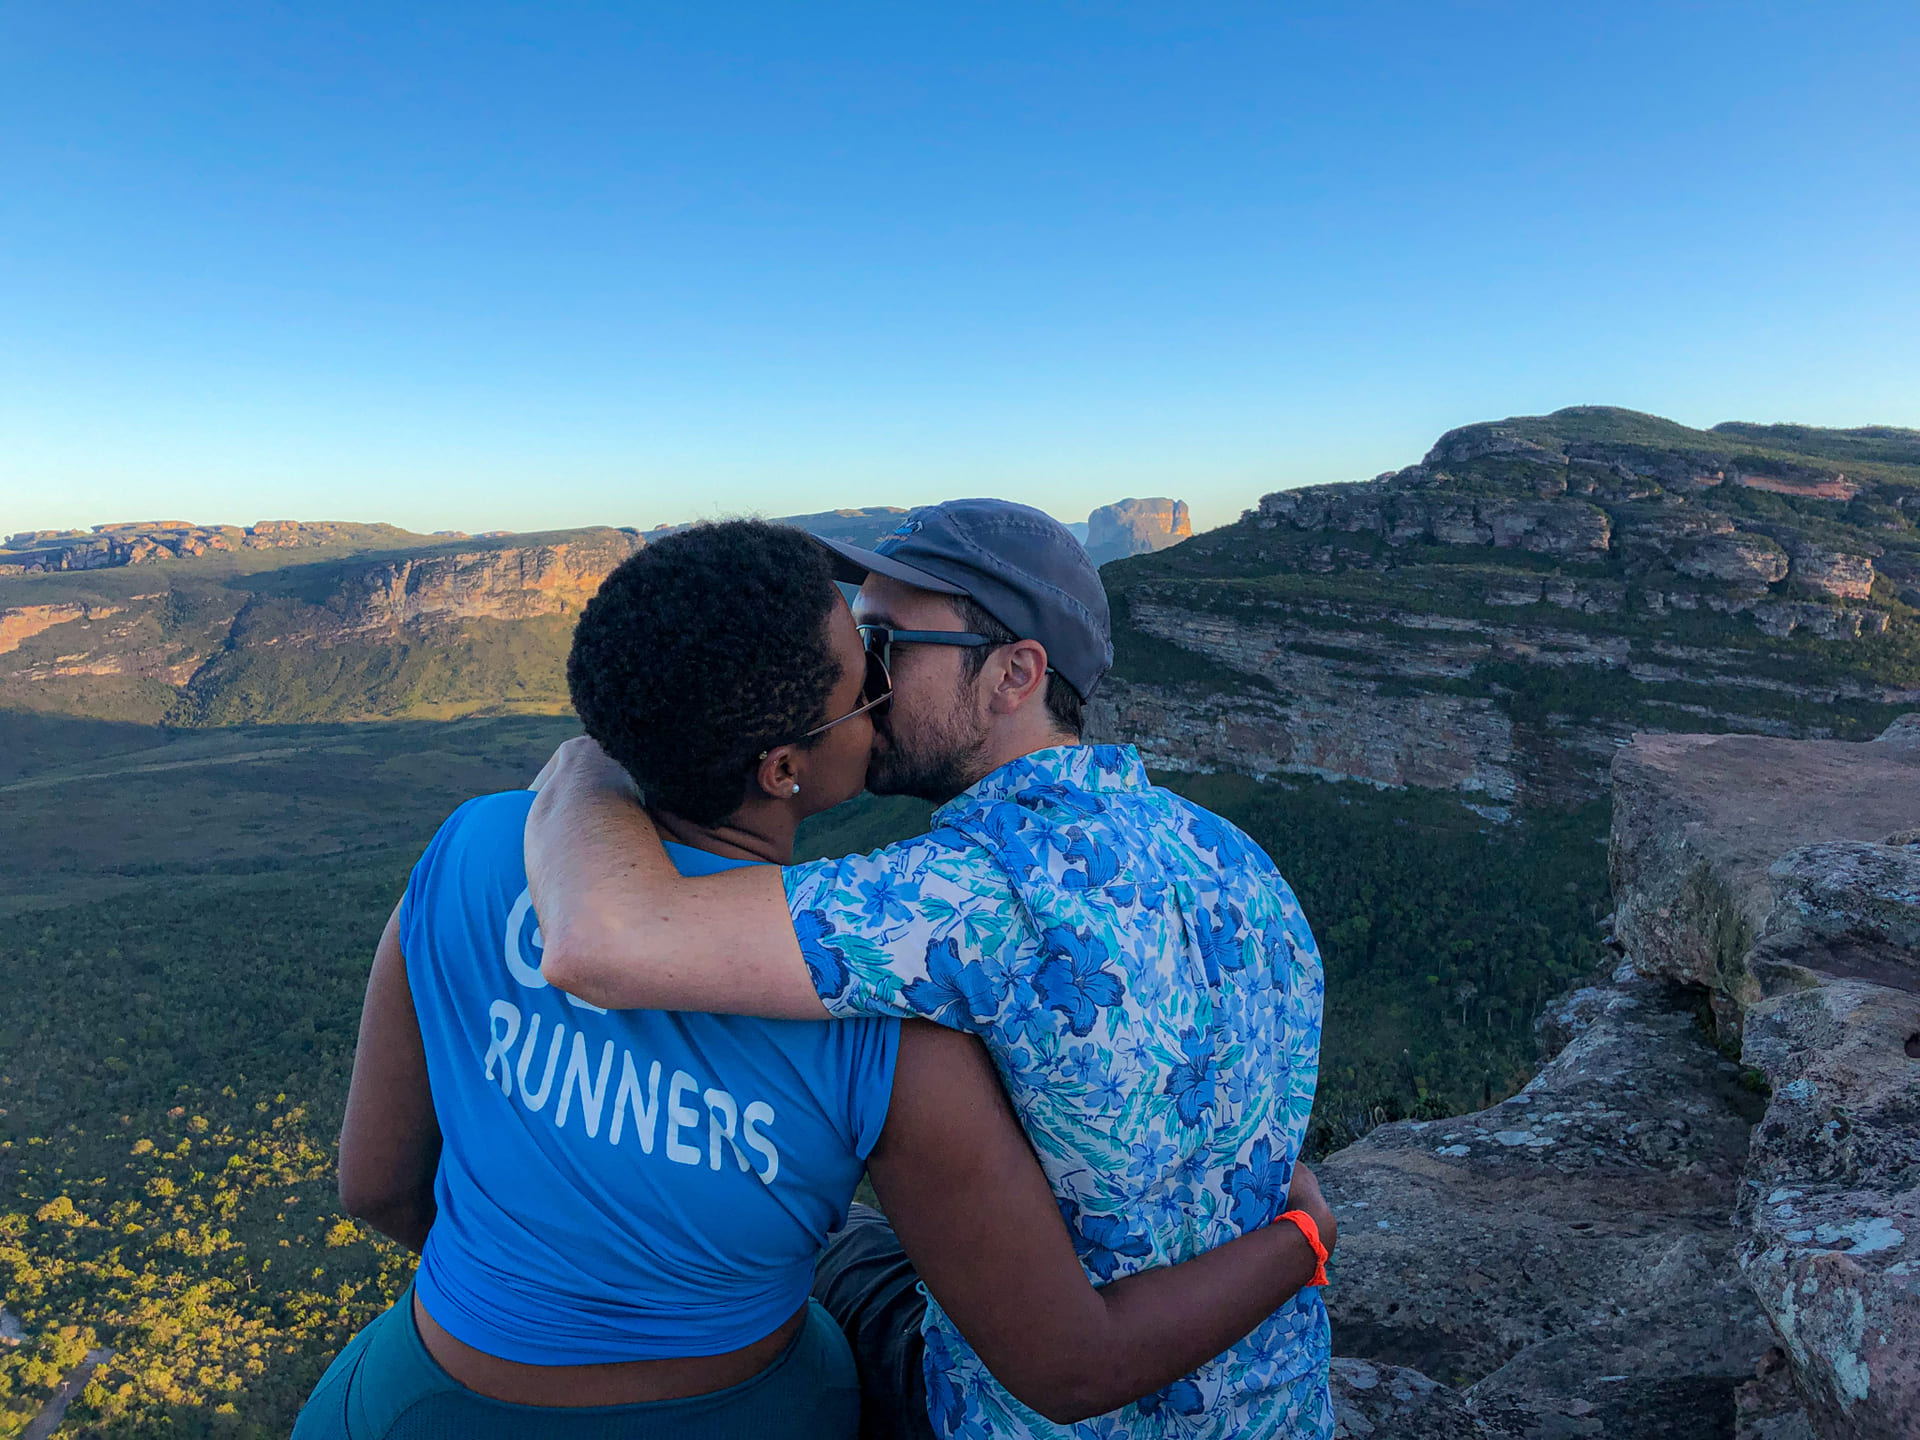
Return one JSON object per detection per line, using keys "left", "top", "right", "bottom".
{"left": 651, "top": 803, "right": 797, "bottom": 867}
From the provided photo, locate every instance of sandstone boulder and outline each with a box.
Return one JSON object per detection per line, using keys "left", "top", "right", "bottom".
{"left": 1751, "top": 604, "right": 1882, "bottom": 641}
{"left": 1615, "top": 505, "right": 1736, "bottom": 558}
{"left": 1608, "top": 724, "right": 1920, "bottom": 1027}
{"left": 1765, "top": 842, "right": 1920, "bottom": 965}
{"left": 1789, "top": 550, "right": 1877, "bottom": 602}
{"left": 1675, "top": 535, "right": 1791, "bottom": 589}
{"left": 1320, "top": 972, "right": 1771, "bottom": 1437}
{"left": 1254, "top": 488, "right": 1612, "bottom": 561}
{"left": 1424, "top": 426, "right": 1568, "bottom": 468}
{"left": 1602, "top": 716, "right": 1920, "bottom": 1437}
{"left": 1478, "top": 499, "right": 1613, "bottom": 561}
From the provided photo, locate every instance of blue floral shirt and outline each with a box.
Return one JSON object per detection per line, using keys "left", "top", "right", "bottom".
{"left": 784, "top": 745, "right": 1332, "bottom": 1440}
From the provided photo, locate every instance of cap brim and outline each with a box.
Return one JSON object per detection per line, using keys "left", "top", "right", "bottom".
{"left": 812, "top": 537, "right": 968, "bottom": 595}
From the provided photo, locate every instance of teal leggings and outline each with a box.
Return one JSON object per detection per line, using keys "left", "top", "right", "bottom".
{"left": 292, "top": 1287, "right": 860, "bottom": 1440}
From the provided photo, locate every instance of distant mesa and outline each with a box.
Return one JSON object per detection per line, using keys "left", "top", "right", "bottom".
{"left": 638, "top": 506, "right": 909, "bottom": 550}
{"left": 1084, "top": 498, "right": 1192, "bottom": 567}
{"left": 779, "top": 507, "right": 912, "bottom": 549}
{"left": 0, "top": 520, "right": 433, "bottom": 575}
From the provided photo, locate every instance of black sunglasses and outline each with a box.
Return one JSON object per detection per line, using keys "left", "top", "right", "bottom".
{"left": 856, "top": 623, "right": 993, "bottom": 673}
{"left": 799, "top": 645, "right": 894, "bottom": 740}
{"left": 776, "top": 623, "right": 998, "bottom": 753}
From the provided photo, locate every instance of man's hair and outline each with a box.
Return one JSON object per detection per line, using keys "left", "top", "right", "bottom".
{"left": 568, "top": 521, "right": 843, "bottom": 826}
{"left": 952, "top": 595, "right": 1084, "bottom": 736}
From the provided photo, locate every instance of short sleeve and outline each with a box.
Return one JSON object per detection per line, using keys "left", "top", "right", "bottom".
{"left": 782, "top": 829, "right": 1027, "bottom": 1031}
{"left": 839, "top": 1018, "right": 901, "bottom": 1161}
{"left": 398, "top": 793, "right": 516, "bottom": 962}
{"left": 398, "top": 798, "right": 465, "bottom": 956}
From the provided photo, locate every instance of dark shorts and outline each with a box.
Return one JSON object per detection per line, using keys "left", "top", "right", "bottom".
{"left": 810, "top": 1206, "right": 935, "bottom": 1440}
{"left": 291, "top": 1284, "right": 859, "bottom": 1440}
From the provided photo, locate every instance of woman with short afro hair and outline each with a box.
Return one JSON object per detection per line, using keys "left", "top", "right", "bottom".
{"left": 300, "top": 520, "right": 1335, "bottom": 1440}
{"left": 567, "top": 521, "right": 850, "bottom": 827}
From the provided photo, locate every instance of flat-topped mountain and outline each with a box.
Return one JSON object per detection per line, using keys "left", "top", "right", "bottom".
{"left": 0, "top": 520, "right": 442, "bottom": 574}
{"left": 1085, "top": 497, "right": 1192, "bottom": 566}
{"left": 1090, "top": 407, "right": 1917, "bottom": 807}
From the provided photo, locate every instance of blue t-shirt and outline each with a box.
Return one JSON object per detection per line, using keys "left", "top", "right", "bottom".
{"left": 401, "top": 791, "right": 900, "bottom": 1365}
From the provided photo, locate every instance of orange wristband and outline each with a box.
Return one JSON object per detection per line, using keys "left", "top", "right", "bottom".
{"left": 1279, "top": 1209, "right": 1329, "bottom": 1286}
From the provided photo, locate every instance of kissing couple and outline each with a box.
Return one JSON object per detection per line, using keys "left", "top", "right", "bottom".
{"left": 297, "top": 499, "right": 1335, "bottom": 1440}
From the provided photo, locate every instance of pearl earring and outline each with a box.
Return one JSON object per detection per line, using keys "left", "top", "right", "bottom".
{"left": 791, "top": 783, "right": 801, "bottom": 795}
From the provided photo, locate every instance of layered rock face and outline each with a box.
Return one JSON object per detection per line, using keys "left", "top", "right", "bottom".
{"left": 333, "top": 534, "right": 640, "bottom": 629}
{"left": 0, "top": 528, "right": 644, "bottom": 723}
{"left": 1092, "top": 408, "right": 1916, "bottom": 803}
{"left": 1322, "top": 716, "right": 1920, "bottom": 1438}
{"left": 0, "top": 602, "right": 119, "bottom": 656}
{"left": 1084, "top": 497, "right": 1193, "bottom": 566}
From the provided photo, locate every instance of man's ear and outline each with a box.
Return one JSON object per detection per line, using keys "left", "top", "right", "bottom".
{"left": 984, "top": 639, "right": 1050, "bottom": 717}
{"left": 754, "top": 745, "right": 803, "bottom": 801}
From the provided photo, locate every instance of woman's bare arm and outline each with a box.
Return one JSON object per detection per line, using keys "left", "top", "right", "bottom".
{"left": 867, "top": 1022, "right": 1332, "bottom": 1425}
{"left": 336, "top": 905, "right": 442, "bottom": 1252}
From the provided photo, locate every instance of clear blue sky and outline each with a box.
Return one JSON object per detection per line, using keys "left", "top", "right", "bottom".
{"left": 3, "top": 2, "right": 1916, "bottom": 539}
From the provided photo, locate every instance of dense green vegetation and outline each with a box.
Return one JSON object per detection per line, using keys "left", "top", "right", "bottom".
{"left": 1160, "top": 775, "right": 1608, "bottom": 1152}
{"left": 1, "top": 863, "right": 418, "bottom": 1439}
{"left": 178, "top": 617, "right": 578, "bottom": 726}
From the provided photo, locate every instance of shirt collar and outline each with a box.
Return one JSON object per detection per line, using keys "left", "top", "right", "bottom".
{"left": 932, "top": 744, "right": 1150, "bottom": 825}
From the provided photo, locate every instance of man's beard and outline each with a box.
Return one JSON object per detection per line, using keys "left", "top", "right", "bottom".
{"left": 865, "top": 698, "right": 993, "bottom": 805}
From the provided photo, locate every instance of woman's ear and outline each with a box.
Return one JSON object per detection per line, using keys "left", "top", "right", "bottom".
{"left": 754, "top": 745, "right": 804, "bottom": 802}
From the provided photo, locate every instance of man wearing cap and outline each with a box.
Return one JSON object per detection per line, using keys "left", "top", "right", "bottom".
{"left": 526, "top": 499, "right": 1333, "bottom": 1439}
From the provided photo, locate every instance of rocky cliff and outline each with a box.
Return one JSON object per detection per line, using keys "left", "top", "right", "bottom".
{"left": 0, "top": 506, "right": 937, "bottom": 725}
{"left": 1322, "top": 715, "right": 1920, "bottom": 1440}
{"left": 0, "top": 528, "right": 643, "bottom": 724}
{"left": 1089, "top": 409, "right": 1918, "bottom": 807}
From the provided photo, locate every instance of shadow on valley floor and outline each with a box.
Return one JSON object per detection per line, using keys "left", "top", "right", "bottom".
{"left": 0, "top": 711, "right": 581, "bottom": 912}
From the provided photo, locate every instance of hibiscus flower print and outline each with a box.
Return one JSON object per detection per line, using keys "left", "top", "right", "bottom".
{"left": 1035, "top": 924, "right": 1125, "bottom": 1036}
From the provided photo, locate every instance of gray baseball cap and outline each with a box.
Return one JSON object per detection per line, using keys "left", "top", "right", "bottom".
{"left": 813, "top": 498, "right": 1113, "bottom": 700}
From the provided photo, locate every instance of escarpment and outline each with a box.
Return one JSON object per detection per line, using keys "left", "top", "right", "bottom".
{"left": 1090, "top": 408, "right": 1918, "bottom": 807}
{"left": 1321, "top": 716, "right": 1920, "bottom": 1440}
{"left": 0, "top": 528, "right": 644, "bottom": 724}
